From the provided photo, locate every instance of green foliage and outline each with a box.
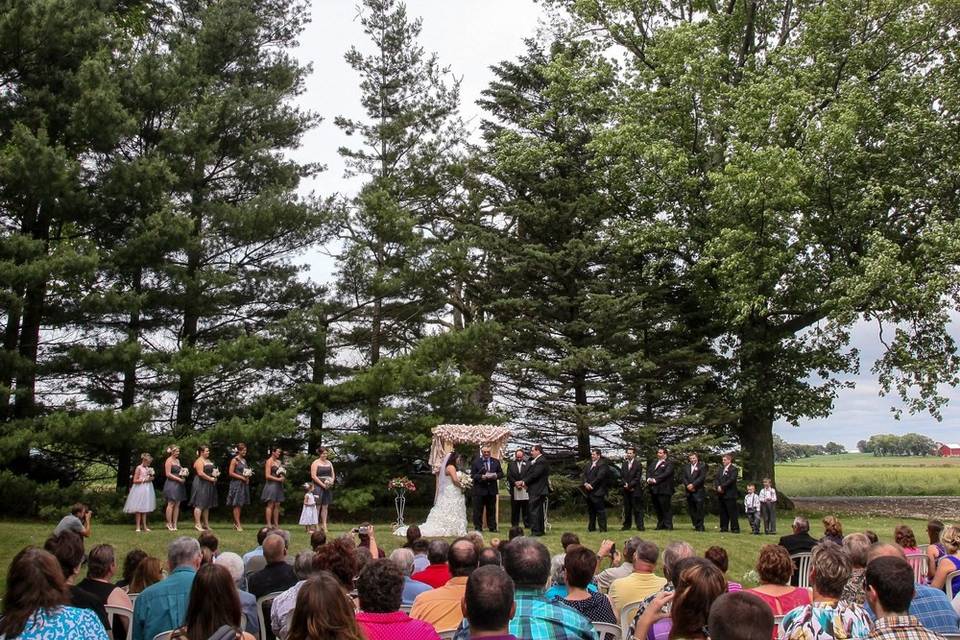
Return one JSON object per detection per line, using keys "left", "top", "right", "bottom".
{"left": 856, "top": 433, "right": 937, "bottom": 456}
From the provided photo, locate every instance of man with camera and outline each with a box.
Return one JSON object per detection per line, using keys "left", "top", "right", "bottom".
{"left": 54, "top": 503, "right": 93, "bottom": 538}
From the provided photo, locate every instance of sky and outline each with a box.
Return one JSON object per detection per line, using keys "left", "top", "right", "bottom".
{"left": 289, "top": 1, "right": 960, "bottom": 450}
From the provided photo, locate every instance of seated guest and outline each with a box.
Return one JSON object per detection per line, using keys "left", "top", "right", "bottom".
{"left": 411, "top": 538, "right": 478, "bottom": 631}
{"left": 705, "top": 546, "right": 742, "bottom": 591}
{"left": 412, "top": 539, "right": 453, "bottom": 588}
{"left": 411, "top": 538, "right": 430, "bottom": 573}
{"left": 357, "top": 523, "right": 385, "bottom": 558}
{"left": 128, "top": 557, "right": 163, "bottom": 595}
{"left": 116, "top": 549, "right": 147, "bottom": 590}
{"left": 247, "top": 534, "right": 297, "bottom": 599}
{"left": 633, "top": 559, "right": 727, "bottom": 640}
{"left": 404, "top": 524, "right": 422, "bottom": 549}
{"left": 628, "top": 541, "right": 697, "bottom": 631}
{"left": 214, "top": 552, "right": 260, "bottom": 636}
{"left": 780, "top": 542, "right": 871, "bottom": 640}
{"left": 864, "top": 543, "right": 960, "bottom": 633}
{"left": 865, "top": 556, "right": 943, "bottom": 640}
{"left": 842, "top": 533, "right": 871, "bottom": 605}
{"left": 198, "top": 531, "right": 219, "bottom": 565}
{"left": 926, "top": 520, "right": 946, "bottom": 582}
{"left": 508, "top": 526, "right": 524, "bottom": 540}
{"left": 389, "top": 548, "right": 432, "bottom": 606}
{"left": 463, "top": 565, "right": 518, "bottom": 640}
{"left": 595, "top": 537, "right": 641, "bottom": 592}
{"left": 779, "top": 516, "right": 819, "bottom": 586}
{"left": 709, "top": 592, "right": 775, "bottom": 640}
{"left": 609, "top": 540, "right": 667, "bottom": 614}
{"left": 309, "top": 529, "right": 327, "bottom": 552}
{"left": 77, "top": 544, "right": 133, "bottom": 638}
{"left": 478, "top": 548, "right": 501, "bottom": 567}
{"left": 931, "top": 525, "right": 960, "bottom": 596}
{"left": 54, "top": 503, "right": 93, "bottom": 538}
{"left": 314, "top": 538, "right": 360, "bottom": 593}
{"left": 451, "top": 537, "right": 596, "bottom": 640}
{"left": 286, "top": 573, "right": 364, "bottom": 640}
{"left": 747, "top": 545, "right": 811, "bottom": 618}
{"left": 467, "top": 532, "right": 486, "bottom": 555}
{"left": 170, "top": 564, "right": 255, "bottom": 640}
{"left": 44, "top": 532, "right": 110, "bottom": 631}
{"left": 560, "top": 532, "right": 581, "bottom": 551}
{"left": 354, "top": 547, "right": 374, "bottom": 588}
{"left": 242, "top": 526, "right": 274, "bottom": 567}
{"left": 864, "top": 531, "right": 879, "bottom": 545}
{"left": 132, "top": 537, "right": 202, "bottom": 640}
{"left": 821, "top": 515, "right": 844, "bottom": 546}
{"left": 356, "top": 559, "right": 440, "bottom": 639}
{"left": 270, "top": 551, "right": 320, "bottom": 640}
{"left": 894, "top": 525, "right": 920, "bottom": 555}
{"left": 552, "top": 545, "right": 616, "bottom": 626}
{"left": 546, "top": 551, "right": 599, "bottom": 600}
{"left": 0, "top": 547, "right": 107, "bottom": 640}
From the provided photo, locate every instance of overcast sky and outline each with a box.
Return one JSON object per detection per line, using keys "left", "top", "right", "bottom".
{"left": 289, "top": 1, "right": 960, "bottom": 450}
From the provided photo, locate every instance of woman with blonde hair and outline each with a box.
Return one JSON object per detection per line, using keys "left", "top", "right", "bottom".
{"left": 123, "top": 453, "right": 156, "bottom": 532}
{"left": 931, "top": 525, "right": 960, "bottom": 596}
{"left": 820, "top": 515, "right": 844, "bottom": 545}
{"left": 163, "top": 445, "right": 188, "bottom": 530}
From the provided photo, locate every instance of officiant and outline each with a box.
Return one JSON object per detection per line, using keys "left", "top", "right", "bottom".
{"left": 470, "top": 446, "right": 504, "bottom": 532}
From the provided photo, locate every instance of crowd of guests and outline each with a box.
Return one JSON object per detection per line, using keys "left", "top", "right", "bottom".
{"left": 3, "top": 514, "right": 960, "bottom": 640}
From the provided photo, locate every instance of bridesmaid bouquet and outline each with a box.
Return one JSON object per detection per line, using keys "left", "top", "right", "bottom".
{"left": 457, "top": 471, "right": 473, "bottom": 491}
{"left": 242, "top": 468, "right": 254, "bottom": 478}
{"left": 211, "top": 467, "right": 221, "bottom": 478}
{"left": 178, "top": 467, "right": 190, "bottom": 478}
{"left": 145, "top": 468, "right": 155, "bottom": 480}
{"left": 275, "top": 465, "right": 287, "bottom": 477}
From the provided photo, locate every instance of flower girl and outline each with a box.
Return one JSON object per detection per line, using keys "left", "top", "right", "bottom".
{"left": 299, "top": 483, "right": 318, "bottom": 532}
{"left": 124, "top": 453, "right": 157, "bottom": 532}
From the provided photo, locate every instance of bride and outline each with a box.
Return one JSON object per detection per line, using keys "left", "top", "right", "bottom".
{"left": 395, "top": 452, "right": 467, "bottom": 537}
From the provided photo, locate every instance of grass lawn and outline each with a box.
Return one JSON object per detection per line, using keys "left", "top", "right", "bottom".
{"left": 775, "top": 453, "right": 960, "bottom": 496}
{"left": 0, "top": 511, "right": 933, "bottom": 596}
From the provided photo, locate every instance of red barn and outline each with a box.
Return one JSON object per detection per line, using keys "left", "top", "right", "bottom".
{"left": 937, "top": 443, "right": 960, "bottom": 457}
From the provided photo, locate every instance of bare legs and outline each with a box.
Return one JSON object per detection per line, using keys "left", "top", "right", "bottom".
{"left": 194, "top": 506, "right": 210, "bottom": 530}
{"left": 265, "top": 501, "right": 280, "bottom": 527}
{"left": 232, "top": 506, "right": 243, "bottom": 531}
{"left": 320, "top": 504, "right": 329, "bottom": 531}
{"left": 166, "top": 500, "right": 181, "bottom": 530}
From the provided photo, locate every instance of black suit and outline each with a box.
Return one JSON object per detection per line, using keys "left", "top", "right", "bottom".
{"left": 682, "top": 462, "right": 707, "bottom": 531}
{"left": 778, "top": 531, "right": 818, "bottom": 586}
{"left": 470, "top": 455, "right": 504, "bottom": 531}
{"left": 582, "top": 459, "right": 610, "bottom": 532}
{"left": 715, "top": 464, "right": 740, "bottom": 532}
{"left": 522, "top": 455, "right": 550, "bottom": 535}
{"left": 507, "top": 458, "right": 530, "bottom": 527}
{"left": 621, "top": 458, "right": 645, "bottom": 530}
{"left": 647, "top": 459, "right": 675, "bottom": 530}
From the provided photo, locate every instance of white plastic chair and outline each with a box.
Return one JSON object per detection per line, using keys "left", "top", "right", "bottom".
{"left": 905, "top": 553, "right": 929, "bottom": 583}
{"left": 105, "top": 605, "right": 134, "bottom": 640}
{"left": 619, "top": 601, "right": 642, "bottom": 637}
{"left": 399, "top": 603, "right": 413, "bottom": 614}
{"left": 791, "top": 553, "right": 812, "bottom": 589}
{"left": 152, "top": 632, "right": 174, "bottom": 640}
{"left": 594, "top": 621, "right": 623, "bottom": 640}
{"left": 945, "top": 569, "right": 960, "bottom": 600}
{"left": 257, "top": 591, "right": 283, "bottom": 640}
{"left": 437, "top": 630, "right": 458, "bottom": 640}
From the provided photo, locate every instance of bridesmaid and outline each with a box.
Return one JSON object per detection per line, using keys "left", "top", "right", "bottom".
{"left": 310, "top": 447, "right": 336, "bottom": 532}
{"left": 123, "top": 453, "right": 157, "bottom": 532}
{"left": 163, "top": 445, "right": 188, "bottom": 530}
{"left": 190, "top": 445, "right": 218, "bottom": 531}
{"left": 261, "top": 447, "right": 285, "bottom": 527}
{"left": 226, "top": 443, "right": 251, "bottom": 531}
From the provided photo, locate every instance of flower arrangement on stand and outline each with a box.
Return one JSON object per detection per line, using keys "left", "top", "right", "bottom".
{"left": 388, "top": 476, "right": 417, "bottom": 527}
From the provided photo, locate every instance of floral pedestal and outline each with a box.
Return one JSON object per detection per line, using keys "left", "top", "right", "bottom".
{"left": 394, "top": 488, "right": 407, "bottom": 528}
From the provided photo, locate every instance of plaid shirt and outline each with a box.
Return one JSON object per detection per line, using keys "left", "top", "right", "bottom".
{"left": 865, "top": 584, "right": 960, "bottom": 633}
{"left": 868, "top": 615, "right": 947, "bottom": 640}
{"left": 453, "top": 588, "right": 598, "bottom": 640}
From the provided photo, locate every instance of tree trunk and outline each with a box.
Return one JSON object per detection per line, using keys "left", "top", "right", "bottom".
{"left": 176, "top": 197, "right": 203, "bottom": 437}
{"left": 368, "top": 298, "right": 381, "bottom": 434}
{"left": 13, "top": 207, "right": 50, "bottom": 420}
{"left": 117, "top": 268, "right": 142, "bottom": 491}
{"left": 0, "top": 295, "right": 22, "bottom": 420}
{"left": 738, "top": 326, "right": 777, "bottom": 483}
{"left": 308, "top": 321, "right": 328, "bottom": 453}
{"left": 573, "top": 368, "right": 590, "bottom": 458}
{"left": 739, "top": 400, "right": 775, "bottom": 483}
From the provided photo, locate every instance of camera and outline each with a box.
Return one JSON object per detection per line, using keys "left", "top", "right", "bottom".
{"left": 352, "top": 526, "right": 370, "bottom": 535}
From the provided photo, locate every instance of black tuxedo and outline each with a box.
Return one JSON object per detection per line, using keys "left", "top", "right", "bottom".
{"left": 470, "top": 455, "right": 503, "bottom": 531}
{"left": 522, "top": 455, "right": 550, "bottom": 535}
{"left": 647, "top": 458, "right": 675, "bottom": 530}
{"left": 715, "top": 464, "right": 740, "bottom": 532}
{"left": 621, "top": 458, "right": 645, "bottom": 530}
{"left": 778, "top": 531, "right": 818, "bottom": 586}
{"left": 582, "top": 459, "right": 610, "bottom": 532}
{"left": 507, "top": 458, "right": 530, "bottom": 527}
{"left": 682, "top": 462, "right": 707, "bottom": 531}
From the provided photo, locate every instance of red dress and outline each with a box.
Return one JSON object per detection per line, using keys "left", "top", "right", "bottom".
{"left": 747, "top": 586, "right": 812, "bottom": 639}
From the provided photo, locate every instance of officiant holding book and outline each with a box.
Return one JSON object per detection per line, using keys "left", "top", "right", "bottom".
{"left": 470, "top": 446, "right": 504, "bottom": 532}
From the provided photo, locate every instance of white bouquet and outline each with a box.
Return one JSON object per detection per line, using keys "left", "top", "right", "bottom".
{"left": 275, "top": 465, "right": 287, "bottom": 477}
{"left": 242, "top": 468, "right": 254, "bottom": 478}
{"left": 178, "top": 467, "right": 190, "bottom": 478}
{"left": 211, "top": 467, "right": 221, "bottom": 479}
{"left": 457, "top": 471, "right": 473, "bottom": 491}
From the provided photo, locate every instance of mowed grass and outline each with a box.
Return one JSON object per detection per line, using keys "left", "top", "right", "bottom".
{"left": 776, "top": 453, "right": 960, "bottom": 496}
{"left": 0, "top": 512, "right": 931, "bottom": 596}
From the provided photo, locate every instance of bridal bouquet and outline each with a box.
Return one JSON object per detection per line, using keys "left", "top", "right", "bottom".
{"left": 388, "top": 476, "right": 416, "bottom": 492}
{"left": 242, "top": 468, "right": 254, "bottom": 478}
{"left": 457, "top": 471, "right": 473, "bottom": 491}
{"left": 178, "top": 467, "right": 190, "bottom": 478}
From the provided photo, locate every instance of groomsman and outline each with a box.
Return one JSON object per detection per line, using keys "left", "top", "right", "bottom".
{"left": 582, "top": 448, "right": 610, "bottom": 532}
{"left": 506, "top": 449, "right": 530, "bottom": 528}
{"left": 621, "top": 446, "right": 645, "bottom": 531}
{"left": 470, "top": 446, "right": 504, "bottom": 532}
{"left": 682, "top": 452, "right": 707, "bottom": 531}
{"left": 520, "top": 444, "right": 550, "bottom": 536}
{"left": 646, "top": 447, "right": 675, "bottom": 530}
{"left": 715, "top": 453, "right": 740, "bottom": 533}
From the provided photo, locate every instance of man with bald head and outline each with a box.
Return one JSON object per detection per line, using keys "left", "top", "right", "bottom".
{"left": 863, "top": 543, "right": 959, "bottom": 633}
{"left": 247, "top": 533, "right": 297, "bottom": 599}
{"left": 411, "top": 537, "right": 479, "bottom": 631}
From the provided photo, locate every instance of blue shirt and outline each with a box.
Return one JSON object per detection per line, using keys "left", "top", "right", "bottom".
{"left": 864, "top": 583, "right": 960, "bottom": 633}
{"left": 242, "top": 546, "right": 263, "bottom": 565}
{"left": 132, "top": 565, "right": 196, "bottom": 640}
{"left": 12, "top": 606, "right": 108, "bottom": 640}
{"left": 403, "top": 577, "right": 433, "bottom": 605}
{"left": 453, "top": 588, "right": 598, "bottom": 640}
{"left": 545, "top": 583, "right": 599, "bottom": 600}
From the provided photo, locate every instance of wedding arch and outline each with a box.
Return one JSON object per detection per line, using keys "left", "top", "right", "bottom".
{"left": 428, "top": 423, "right": 512, "bottom": 472}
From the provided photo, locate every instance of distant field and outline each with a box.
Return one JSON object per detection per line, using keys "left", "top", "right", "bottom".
{"left": 776, "top": 453, "right": 960, "bottom": 496}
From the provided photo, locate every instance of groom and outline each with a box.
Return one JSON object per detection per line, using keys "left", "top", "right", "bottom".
{"left": 470, "top": 446, "right": 503, "bottom": 532}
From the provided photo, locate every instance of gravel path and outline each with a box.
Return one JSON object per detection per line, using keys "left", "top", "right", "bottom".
{"left": 791, "top": 496, "right": 960, "bottom": 520}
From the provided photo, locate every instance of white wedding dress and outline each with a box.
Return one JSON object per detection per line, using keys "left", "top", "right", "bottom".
{"left": 395, "top": 465, "right": 467, "bottom": 537}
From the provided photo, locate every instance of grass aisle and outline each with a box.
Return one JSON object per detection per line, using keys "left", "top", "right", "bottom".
{"left": 0, "top": 512, "right": 933, "bottom": 595}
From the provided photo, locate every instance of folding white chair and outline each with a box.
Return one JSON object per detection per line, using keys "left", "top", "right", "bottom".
{"left": 152, "top": 632, "right": 174, "bottom": 640}
{"left": 257, "top": 591, "right": 284, "bottom": 640}
{"left": 105, "top": 605, "right": 134, "bottom": 640}
{"left": 438, "top": 630, "right": 458, "bottom": 640}
{"left": 945, "top": 569, "right": 960, "bottom": 600}
{"left": 905, "top": 553, "right": 929, "bottom": 584}
{"left": 791, "top": 553, "right": 812, "bottom": 589}
{"left": 593, "top": 621, "right": 623, "bottom": 640}
{"left": 619, "top": 601, "right": 642, "bottom": 637}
